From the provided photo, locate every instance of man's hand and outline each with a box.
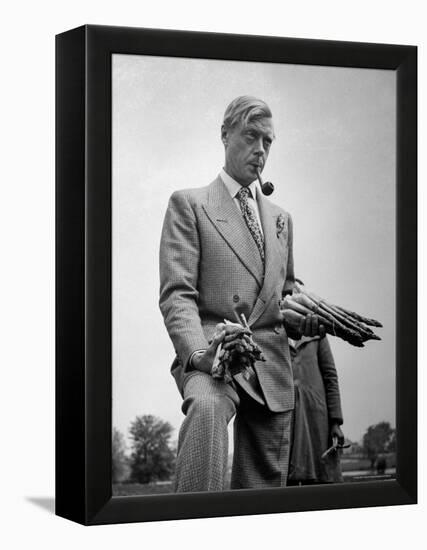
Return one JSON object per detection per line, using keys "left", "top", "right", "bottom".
{"left": 330, "top": 422, "right": 345, "bottom": 446}
{"left": 298, "top": 313, "right": 326, "bottom": 338}
{"left": 282, "top": 309, "right": 326, "bottom": 340}
{"left": 192, "top": 322, "right": 251, "bottom": 374}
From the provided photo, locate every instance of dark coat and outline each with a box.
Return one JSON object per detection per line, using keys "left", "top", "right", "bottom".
{"left": 288, "top": 335, "right": 344, "bottom": 483}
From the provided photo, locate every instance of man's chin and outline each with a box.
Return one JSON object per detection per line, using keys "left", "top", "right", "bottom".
{"left": 234, "top": 174, "right": 253, "bottom": 186}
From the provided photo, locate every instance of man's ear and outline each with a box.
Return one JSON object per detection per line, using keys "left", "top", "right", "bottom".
{"left": 221, "top": 124, "right": 228, "bottom": 146}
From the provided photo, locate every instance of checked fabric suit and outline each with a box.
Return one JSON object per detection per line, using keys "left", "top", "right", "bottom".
{"left": 159, "top": 173, "right": 296, "bottom": 492}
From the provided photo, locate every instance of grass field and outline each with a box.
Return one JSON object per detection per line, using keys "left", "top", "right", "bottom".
{"left": 113, "top": 466, "right": 396, "bottom": 496}
{"left": 113, "top": 482, "right": 173, "bottom": 496}
{"left": 113, "top": 453, "right": 396, "bottom": 496}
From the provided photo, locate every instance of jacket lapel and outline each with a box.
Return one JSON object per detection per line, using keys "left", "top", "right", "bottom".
{"left": 247, "top": 190, "right": 284, "bottom": 327}
{"left": 202, "top": 177, "right": 264, "bottom": 286}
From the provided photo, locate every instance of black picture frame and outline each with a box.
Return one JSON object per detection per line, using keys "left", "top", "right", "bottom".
{"left": 55, "top": 24, "right": 417, "bottom": 525}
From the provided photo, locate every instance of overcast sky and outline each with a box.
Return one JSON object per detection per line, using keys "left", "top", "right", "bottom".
{"left": 112, "top": 54, "right": 396, "bottom": 448}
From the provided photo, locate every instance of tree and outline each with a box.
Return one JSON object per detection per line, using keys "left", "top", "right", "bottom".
{"left": 129, "top": 415, "right": 176, "bottom": 484}
{"left": 387, "top": 430, "right": 396, "bottom": 453}
{"left": 112, "top": 427, "right": 130, "bottom": 483}
{"left": 362, "top": 421, "right": 395, "bottom": 469}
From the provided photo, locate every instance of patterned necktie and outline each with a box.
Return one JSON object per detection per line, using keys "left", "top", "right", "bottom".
{"left": 236, "top": 187, "right": 265, "bottom": 264}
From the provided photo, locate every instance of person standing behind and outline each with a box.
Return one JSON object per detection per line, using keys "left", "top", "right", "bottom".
{"left": 288, "top": 332, "right": 345, "bottom": 485}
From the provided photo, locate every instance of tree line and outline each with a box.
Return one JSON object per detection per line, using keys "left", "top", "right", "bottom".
{"left": 113, "top": 415, "right": 396, "bottom": 485}
{"left": 362, "top": 421, "right": 396, "bottom": 469}
{"left": 113, "top": 415, "right": 176, "bottom": 484}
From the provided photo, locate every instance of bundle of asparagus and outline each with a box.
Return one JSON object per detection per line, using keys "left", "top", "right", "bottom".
{"left": 280, "top": 283, "right": 382, "bottom": 347}
{"left": 211, "top": 314, "right": 266, "bottom": 383}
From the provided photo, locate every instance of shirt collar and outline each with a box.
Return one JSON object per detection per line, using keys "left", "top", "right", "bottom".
{"left": 220, "top": 168, "right": 259, "bottom": 200}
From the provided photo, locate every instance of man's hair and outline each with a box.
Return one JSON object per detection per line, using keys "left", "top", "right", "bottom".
{"left": 222, "top": 96, "right": 272, "bottom": 130}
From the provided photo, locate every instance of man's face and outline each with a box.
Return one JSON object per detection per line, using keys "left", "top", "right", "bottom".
{"left": 222, "top": 117, "right": 275, "bottom": 186}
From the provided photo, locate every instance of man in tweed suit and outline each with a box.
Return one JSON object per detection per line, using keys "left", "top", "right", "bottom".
{"left": 159, "top": 96, "right": 323, "bottom": 492}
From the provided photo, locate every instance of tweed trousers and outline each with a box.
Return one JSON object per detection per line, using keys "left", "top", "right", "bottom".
{"left": 174, "top": 372, "right": 293, "bottom": 493}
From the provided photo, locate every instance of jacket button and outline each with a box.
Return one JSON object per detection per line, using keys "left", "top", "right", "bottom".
{"left": 233, "top": 294, "right": 240, "bottom": 303}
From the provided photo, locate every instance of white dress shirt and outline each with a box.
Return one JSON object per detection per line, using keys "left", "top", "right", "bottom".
{"left": 220, "top": 168, "right": 264, "bottom": 236}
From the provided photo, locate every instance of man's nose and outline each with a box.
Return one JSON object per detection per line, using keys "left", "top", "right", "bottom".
{"left": 254, "top": 138, "right": 265, "bottom": 155}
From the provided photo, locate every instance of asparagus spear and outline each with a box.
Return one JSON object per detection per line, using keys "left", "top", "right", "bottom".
{"left": 283, "top": 284, "right": 382, "bottom": 346}
{"left": 211, "top": 317, "right": 265, "bottom": 382}
{"left": 292, "top": 291, "right": 380, "bottom": 342}
{"left": 295, "top": 283, "right": 382, "bottom": 328}
{"left": 331, "top": 304, "right": 383, "bottom": 328}
{"left": 281, "top": 295, "right": 365, "bottom": 347}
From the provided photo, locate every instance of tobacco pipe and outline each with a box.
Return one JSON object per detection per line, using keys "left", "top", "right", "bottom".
{"left": 256, "top": 168, "right": 274, "bottom": 196}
